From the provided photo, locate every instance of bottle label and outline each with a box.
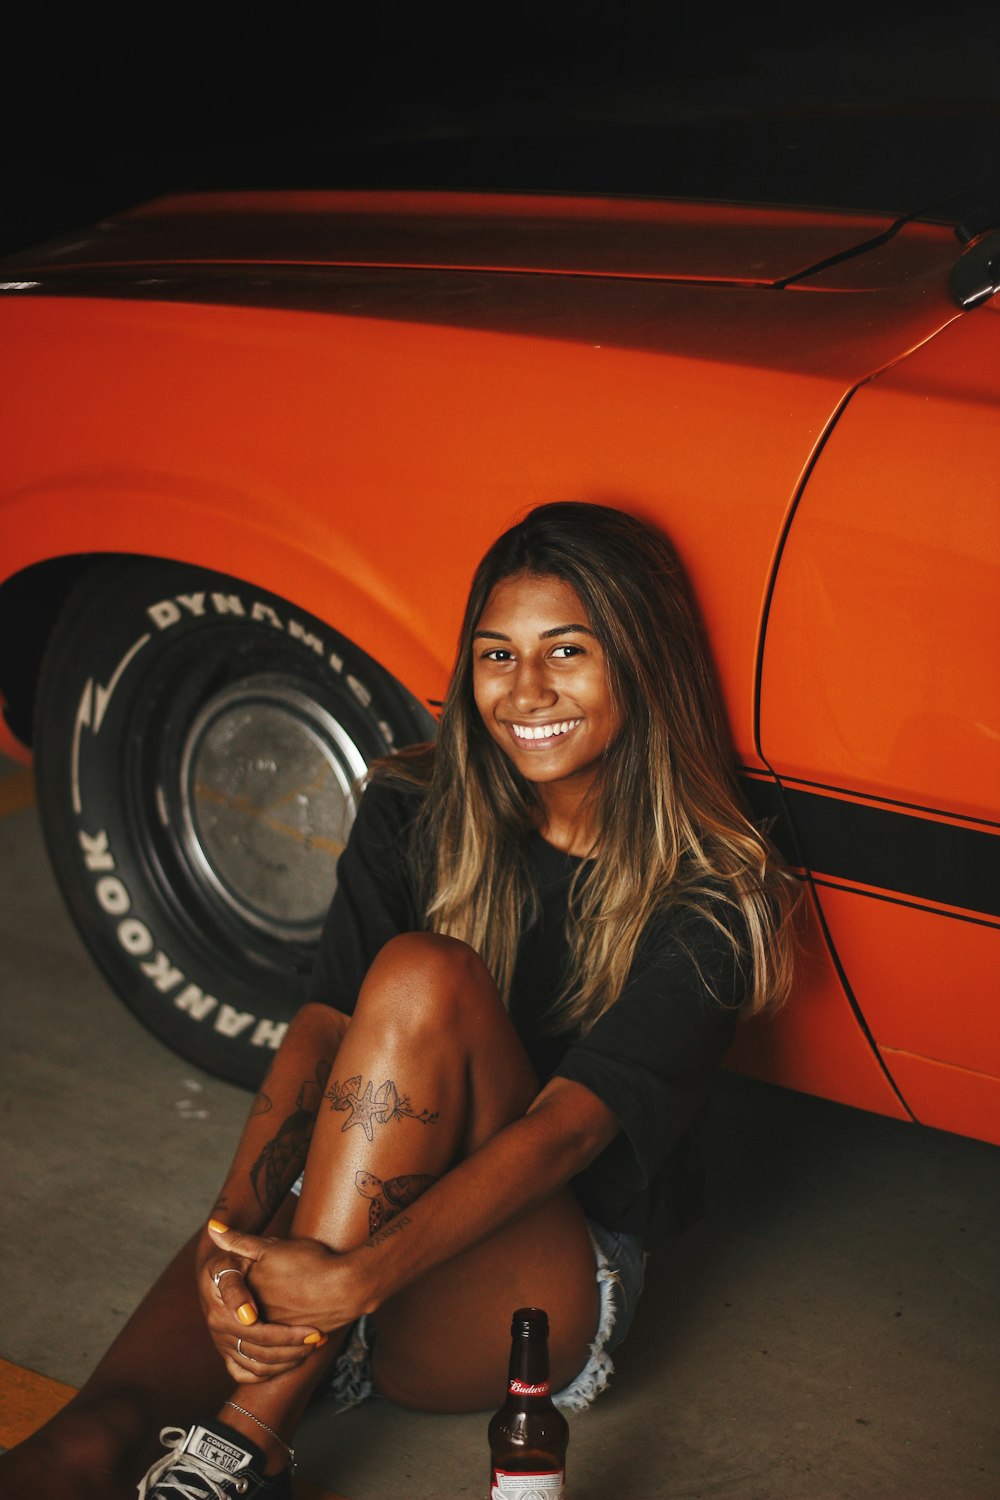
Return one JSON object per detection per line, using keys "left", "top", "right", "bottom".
{"left": 507, "top": 1379, "right": 550, "bottom": 1397}
{"left": 491, "top": 1468, "right": 565, "bottom": 1498}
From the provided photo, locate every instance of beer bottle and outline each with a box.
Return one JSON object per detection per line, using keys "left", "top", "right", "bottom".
{"left": 488, "top": 1306, "right": 569, "bottom": 1498}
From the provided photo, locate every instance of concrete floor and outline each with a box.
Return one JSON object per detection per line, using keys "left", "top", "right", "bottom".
{"left": 1, "top": 752, "right": 998, "bottom": 1498}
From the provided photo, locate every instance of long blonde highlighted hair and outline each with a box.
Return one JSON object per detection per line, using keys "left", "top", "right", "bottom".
{"left": 387, "top": 501, "right": 800, "bottom": 1032}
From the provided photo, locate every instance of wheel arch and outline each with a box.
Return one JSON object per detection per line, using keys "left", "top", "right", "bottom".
{"left": 0, "top": 485, "right": 452, "bottom": 751}
{"left": 0, "top": 553, "right": 109, "bottom": 751}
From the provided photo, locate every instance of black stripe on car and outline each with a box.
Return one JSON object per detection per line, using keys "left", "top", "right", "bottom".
{"left": 740, "top": 776, "right": 1000, "bottom": 921}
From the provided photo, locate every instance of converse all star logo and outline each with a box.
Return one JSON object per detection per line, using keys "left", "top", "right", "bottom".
{"left": 190, "top": 1427, "right": 250, "bottom": 1474}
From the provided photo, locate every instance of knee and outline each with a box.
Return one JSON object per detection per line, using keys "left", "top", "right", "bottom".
{"left": 359, "top": 932, "right": 498, "bottom": 1037}
{"left": 378, "top": 931, "right": 488, "bottom": 979}
{"left": 286, "top": 1000, "right": 349, "bottom": 1051}
{"left": 3, "top": 1389, "right": 149, "bottom": 1493}
{"left": 377, "top": 931, "right": 493, "bottom": 997}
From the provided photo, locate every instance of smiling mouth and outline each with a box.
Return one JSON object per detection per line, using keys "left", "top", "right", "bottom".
{"left": 509, "top": 718, "right": 583, "bottom": 744}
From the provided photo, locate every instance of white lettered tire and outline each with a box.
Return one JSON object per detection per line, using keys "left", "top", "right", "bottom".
{"left": 34, "top": 560, "right": 435, "bottom": 1087}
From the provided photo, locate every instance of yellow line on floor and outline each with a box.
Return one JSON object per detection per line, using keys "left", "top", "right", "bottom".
{"left": 0, "top": 1357, "right": 349, "bottom": 1498}
{"left": 0, "top": 1356, "right": 75, "bottom": 1449}
{"left": 0, "top": 768, "right": 35, "bottom": 817}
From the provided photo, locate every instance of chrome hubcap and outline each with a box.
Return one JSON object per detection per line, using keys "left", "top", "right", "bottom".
{"left": 178, "top": 675, "right": 368, "bottom": 939}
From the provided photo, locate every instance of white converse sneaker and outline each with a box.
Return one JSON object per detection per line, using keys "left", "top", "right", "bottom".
{"left": 137, "top": 1420, "right": 292, "bottom": 1499}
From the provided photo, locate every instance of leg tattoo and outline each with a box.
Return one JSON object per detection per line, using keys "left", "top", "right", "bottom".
{"left": 326, "top": 1076, "right": 439, "bottom": 1140}
{"left": 354, "top": 1170, "right": 437, "bottom": 1233}
{"left": 249, "top": 1059, "right": 332, "bottom": 1215}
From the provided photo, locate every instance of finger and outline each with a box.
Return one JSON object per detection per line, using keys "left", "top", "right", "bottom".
{"left": 210, "top": 1262, "right": 259, "bottom": 1329}
{"left": 225, "top": 1355, "right": 272, "bottom": 1385}
{"left": 207, "top": 1288, "right": 323, "bottom": 1344}
{"left": 225, "top": 1322, "right": 327, "bottom": 1353}
{"left": 228, "top": 1357, "right": 307, "bottom": 1385}
{"left": 205, "top": 1301, "right": 324, "bottom": 1360}
{"left": 228, "top": 1332, "right": 327, "bottom": 1383}
{"left": 207, "top": 1220, "right": 275, "bottom": 1267}
{"left": 235, "top": 1331, "right": 328, "bottom": 1363}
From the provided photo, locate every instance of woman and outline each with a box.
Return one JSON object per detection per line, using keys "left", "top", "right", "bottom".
{"left": 4, "top": 502, "right": 799, "bottom": 1499}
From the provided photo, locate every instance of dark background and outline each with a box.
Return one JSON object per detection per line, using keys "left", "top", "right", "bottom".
{"left": 4, "top": 7, "right": 1000, "bottom": 258}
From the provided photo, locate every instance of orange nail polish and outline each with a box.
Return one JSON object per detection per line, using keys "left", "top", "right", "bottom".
{"left": 303, "top": 1332, "right": 322, "bottom": 1345}
{"left": 237, "top": 1303, "right": 258, "bottom": 1326}
{"left": 208, "top": 1219, "right": 230, "bottom": 1233}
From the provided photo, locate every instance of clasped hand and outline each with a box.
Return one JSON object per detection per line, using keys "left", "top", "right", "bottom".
{"left": 198, "top": 1222, "right": 347, "bottom": 1383}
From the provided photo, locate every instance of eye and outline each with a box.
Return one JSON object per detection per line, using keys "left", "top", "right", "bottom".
{"left": 480, "top": 647, "right": 514, "bottom": 662}
{"left": 550, "top": 644, "right": 584, "bottom": 659}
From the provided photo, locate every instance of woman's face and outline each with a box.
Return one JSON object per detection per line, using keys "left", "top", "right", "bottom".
{"left": 472, "top": 572, "right": 620, "bottom": 800}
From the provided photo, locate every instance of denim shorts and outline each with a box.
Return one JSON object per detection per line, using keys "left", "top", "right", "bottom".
{"left": 327, "top": 1216, "right": 647, "bottom": 1415}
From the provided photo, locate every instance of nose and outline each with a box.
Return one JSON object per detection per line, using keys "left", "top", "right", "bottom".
{"left": 509, "top": 657, "right": 557, "bottom": 714}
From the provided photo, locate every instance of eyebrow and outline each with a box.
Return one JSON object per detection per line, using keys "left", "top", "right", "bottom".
{"left": 473, "top": 623, "right": 596, "bottom": 641}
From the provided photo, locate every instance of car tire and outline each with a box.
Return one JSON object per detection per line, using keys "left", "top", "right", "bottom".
{"left": 33, "top": 559, "right": 436, "bottom": 1089}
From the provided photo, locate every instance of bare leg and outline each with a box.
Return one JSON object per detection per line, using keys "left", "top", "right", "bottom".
{"left": 0, "top": 936, "right": 599, "bottom": 1494}
{"left": 195, "top": 934, "right": 598, "bottom": 1466}
{"left": 0, "top": 1003, "right": 348, "bottom": 1499}
{"left": 301, "top": 932, "right": 599, "bottom": 1407}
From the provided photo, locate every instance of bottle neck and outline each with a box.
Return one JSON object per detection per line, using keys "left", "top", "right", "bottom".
{"left": 507, "top": 1331, "right": 551, "bottom": 1397}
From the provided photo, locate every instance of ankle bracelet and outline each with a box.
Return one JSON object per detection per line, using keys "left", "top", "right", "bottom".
{"left": 224, "top": 1400, "right": 296, "bottom": 1467}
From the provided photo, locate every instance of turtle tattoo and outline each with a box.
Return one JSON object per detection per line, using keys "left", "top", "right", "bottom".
{"left": 248, "top": 1061, "right": 331, "bottom": 1215}
{"left": 355, "top": 1170, "right": 436, "bottom": 1233}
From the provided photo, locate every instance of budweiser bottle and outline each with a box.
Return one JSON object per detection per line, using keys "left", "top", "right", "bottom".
{"left": 488, "top": 1306, "right": 568, "bottom": 1498}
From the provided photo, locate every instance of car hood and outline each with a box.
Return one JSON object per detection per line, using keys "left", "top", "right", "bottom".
{"left": 0, "top": 188, "right": 963, "bottom": 289}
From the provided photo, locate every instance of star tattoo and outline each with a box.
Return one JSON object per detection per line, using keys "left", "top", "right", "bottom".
{"left": 326, "top": 1075, "right": 439, "bottom": 1140}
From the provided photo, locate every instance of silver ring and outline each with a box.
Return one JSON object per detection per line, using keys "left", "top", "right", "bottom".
{"left": 213, "top": 1267, "right": 242, "bottom": 1287}
{"left": 237, "top": 1337, "right": 245, "bottom": 1356}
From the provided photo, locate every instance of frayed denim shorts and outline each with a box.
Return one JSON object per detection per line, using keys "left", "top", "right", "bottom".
{"left": 327, "top": 1216, "right": 646, "bottom": 1416}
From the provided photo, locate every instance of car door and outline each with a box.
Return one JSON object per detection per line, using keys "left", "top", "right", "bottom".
{"left": 756, "top": 305, "right": 1000, "bottom": 1144}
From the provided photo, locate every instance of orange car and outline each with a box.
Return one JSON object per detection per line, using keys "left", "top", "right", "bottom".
{"left": 1, "top": 188, "right": 997, "bottom": 1145}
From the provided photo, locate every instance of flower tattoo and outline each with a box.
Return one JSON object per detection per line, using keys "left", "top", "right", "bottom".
{"left": 326, "top": 1076, "right": 438, "bottom": 1141}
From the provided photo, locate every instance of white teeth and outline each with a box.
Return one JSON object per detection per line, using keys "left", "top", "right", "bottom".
{"left": 511, "top": 719, "right": 581, "bottom": 741}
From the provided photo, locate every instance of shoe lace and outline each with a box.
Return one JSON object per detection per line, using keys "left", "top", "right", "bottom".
{"left": 138, "top": 1427, "right": 250, "bottom": 1500}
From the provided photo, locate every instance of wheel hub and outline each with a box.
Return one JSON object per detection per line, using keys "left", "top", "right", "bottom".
{"left": 178, "top": 675, "right": 368, "bottom": 940}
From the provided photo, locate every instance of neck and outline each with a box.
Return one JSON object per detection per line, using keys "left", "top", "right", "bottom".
{"left": 537, "top": 782, "right": 598, "bottom": 857}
